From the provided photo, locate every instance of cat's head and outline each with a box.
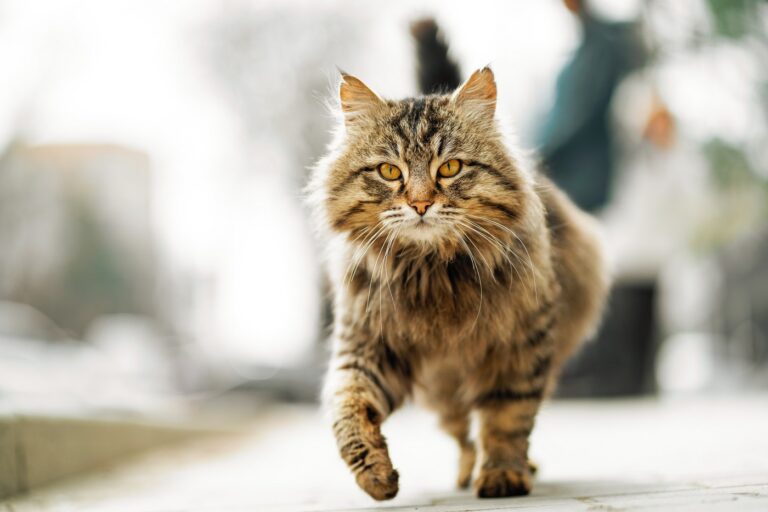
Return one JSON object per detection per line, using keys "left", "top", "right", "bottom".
{"left": 316, "top": 67, "right": 533, "bottom": 256}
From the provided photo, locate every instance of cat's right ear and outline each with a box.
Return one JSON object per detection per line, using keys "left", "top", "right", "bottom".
{"left": 339, "top": 73, "right": 382, "bottom": 126}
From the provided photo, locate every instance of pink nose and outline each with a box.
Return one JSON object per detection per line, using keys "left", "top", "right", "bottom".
{"left": 409, "top": 200, "right": 433, "bottom": 216}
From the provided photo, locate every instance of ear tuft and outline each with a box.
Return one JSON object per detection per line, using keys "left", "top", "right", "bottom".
{"left": 452, "top": 67, "right": 496, "bottom": 118}
{"left": 339, "top": 73, "right": 382, "bottom": 121}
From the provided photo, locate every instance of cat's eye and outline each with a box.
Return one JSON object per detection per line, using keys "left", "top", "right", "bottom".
{"left": 378, "top": 163, "right": 402, "bottom": 181}
{"left": 438, "top": 159, "right": 462, "bottom": 178}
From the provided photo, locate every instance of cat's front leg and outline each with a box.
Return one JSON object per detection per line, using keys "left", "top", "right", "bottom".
{"left": 473, "top": 390, "right": 543, "bottom": 498}
{"left": 325, "top": 341, "right": 406, "bottom": 501}
{"left": 473, "top": 301, "right": 556, "bottom": 498}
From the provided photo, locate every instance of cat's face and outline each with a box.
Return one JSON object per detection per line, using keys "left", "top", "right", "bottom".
{"left": 322, "top": 68, "right": 527, "bottom": 253}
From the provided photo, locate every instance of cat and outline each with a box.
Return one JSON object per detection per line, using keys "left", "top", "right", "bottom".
{"left": 308, "top": 67, "right": 609, "bottom": 500}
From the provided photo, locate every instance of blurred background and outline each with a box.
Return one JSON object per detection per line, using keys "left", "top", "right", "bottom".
{"left": 0, "top": 0, "right": 767, "bottom": 502}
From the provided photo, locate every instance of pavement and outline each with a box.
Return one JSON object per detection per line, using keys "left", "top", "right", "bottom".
{"left": 3, "top": 394, "right": 768, "bottom": 511}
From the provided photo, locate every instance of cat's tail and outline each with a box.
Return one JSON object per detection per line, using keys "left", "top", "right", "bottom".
{"left": 410, "top": 18, "right": 462, "bottom": 95}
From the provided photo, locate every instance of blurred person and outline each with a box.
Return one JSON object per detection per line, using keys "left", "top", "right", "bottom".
{"left": 536, "top": 0, "right": 646, "bottom": 213}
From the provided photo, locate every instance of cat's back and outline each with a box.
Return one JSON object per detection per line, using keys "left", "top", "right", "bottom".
{"left": 536, "top": 173, "right": 610, "bottom": 366}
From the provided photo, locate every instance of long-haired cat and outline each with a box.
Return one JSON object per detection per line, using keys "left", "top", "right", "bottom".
{"left": 309, "top": 67, "right": 609, "bottom": 500}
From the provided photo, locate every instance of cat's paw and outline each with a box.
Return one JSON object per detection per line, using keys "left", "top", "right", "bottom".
{"left": 474, "top": 467, "right": 532, "bottom": 498}
{"left": 355, "top": 452, "right": 399, "bottom": 501}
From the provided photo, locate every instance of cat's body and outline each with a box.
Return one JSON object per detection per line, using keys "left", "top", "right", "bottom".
{"left": 311, "top": 68, "right": 609, "bottom": 500}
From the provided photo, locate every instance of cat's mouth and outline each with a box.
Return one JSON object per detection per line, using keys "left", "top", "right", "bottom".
{"left": 408, "top": 216, "right": 436, "bottom": 229}
{"left": 399, "top": 217, "right": 449, "bottom": 242}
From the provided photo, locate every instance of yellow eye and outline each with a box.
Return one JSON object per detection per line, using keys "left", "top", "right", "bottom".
{"left": 438, "top": 159, "right": 462, "bottom": 178}
{"left": 378, "top": 163, "right": 402, "bottom": 181}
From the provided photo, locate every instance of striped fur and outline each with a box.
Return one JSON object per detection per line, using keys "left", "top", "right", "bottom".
{"left": 310, "top": 68, "right": 609, "bottom": 500}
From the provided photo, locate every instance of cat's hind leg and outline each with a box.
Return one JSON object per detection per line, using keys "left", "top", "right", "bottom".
{"left": 438, "top": 409, "right": 476, "bottom": 489}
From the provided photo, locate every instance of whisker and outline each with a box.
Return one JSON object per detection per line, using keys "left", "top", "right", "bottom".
{"left": 346, "top": 227, "right": 382, "bottom": 283}
{"left": 449, "top": 212, "right": 531, "bottom": 296}
{"left": 457, "top": 223, "right": 493, "bottom": 279}
{"left": 345, "top": 223, "right": 388, "bottom": 286}
{"left": 509, "top": 230, "right": 539, "bottom": 306}
{"left": 452, "top": 219, "right": 516, "bottom": 282}
{"left": 461, "top": 219, "right": 523, "bottom": 284}
{"left": 366, "top": 228, "right": 394, "bottom": 315}
{"left": 380, "top": 209, "right": 405, "bottom": 219}
{"left": 383, "top": 227, "right": 400, "bottom": 313}
{"left": 345, "top": 225, "right": 377, "bottom": 283}
{"left": 453, "top": 226, "right": 483, "bottom": 333}
{"left": 467, "top": 214, "right": 540, "bottom": 305}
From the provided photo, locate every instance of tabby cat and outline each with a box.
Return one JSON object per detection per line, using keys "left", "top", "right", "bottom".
{"left": 310, "top": 67, "right": 609, "bottom": 500}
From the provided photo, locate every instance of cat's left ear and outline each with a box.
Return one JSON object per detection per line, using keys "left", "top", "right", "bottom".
{"left": 339, "top": 73, "right": 383, "bottom": 126}
{"left": 452, "top": 67, "right": 496, "bottom": 120}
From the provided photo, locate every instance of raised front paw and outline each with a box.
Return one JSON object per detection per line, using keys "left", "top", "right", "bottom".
{"left": 355, "top": 450, "right": 399, "bottom": 501}
{"left": 474, "top": 466, "right": 532, "bottom": 498}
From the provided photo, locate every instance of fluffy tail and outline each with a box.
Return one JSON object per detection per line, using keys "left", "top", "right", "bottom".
{"left": 410, "top": 18, "right": 462, "bottom": 95}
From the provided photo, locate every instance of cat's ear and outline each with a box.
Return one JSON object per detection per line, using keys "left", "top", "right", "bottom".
{"left": 339, "top": 73, "right": 383, "bottom": 125}
{"left": 452, "top": 67, "right": 496, "bottom": 119}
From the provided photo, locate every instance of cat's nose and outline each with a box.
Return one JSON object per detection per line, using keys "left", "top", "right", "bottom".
{"left": 409, "top": 200, "right": 433, "bottom": 216}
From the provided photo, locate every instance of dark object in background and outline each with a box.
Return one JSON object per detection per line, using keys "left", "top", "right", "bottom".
{"left": 410, "top": 18, "right": 462, "bottom": 94}
{"left": 557, "top": 283, "right": 658, "bottom": 397}
{"left": 537, "top": 7, "right": 645, "bottom": 212}
{"left": 716, "top": 227, "right": 768, "bottom": 386}
{"left": 538, "top": 3, "right": 654, "bottom": 397}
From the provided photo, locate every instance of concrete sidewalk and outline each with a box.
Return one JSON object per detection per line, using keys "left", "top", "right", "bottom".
{"left": 4, "top": 395, "right": 768, "bottom": 511}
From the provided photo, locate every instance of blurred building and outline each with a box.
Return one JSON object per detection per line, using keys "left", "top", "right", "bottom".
{"left": 0, "top": 143, "right": 158, "bottom": 338}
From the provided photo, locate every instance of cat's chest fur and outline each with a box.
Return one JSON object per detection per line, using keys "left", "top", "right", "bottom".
{"left": 349, "top": 248, "right": 547, "bottom": 356}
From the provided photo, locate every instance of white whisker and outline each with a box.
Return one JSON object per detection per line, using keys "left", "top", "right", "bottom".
{"left": 345, "top": 223, "right": 388, "bottom": 287}
{"left": 469, "top": 214, "right": 540, "bottom": 306}
{"left": 453, "top": 226, "right": 483, "bottom": 333}
{"left": 383, "top": 227, "right": 399, "bottom": 313}
{"left": 366, "top": 228, "right": 394, "bottom": 316}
